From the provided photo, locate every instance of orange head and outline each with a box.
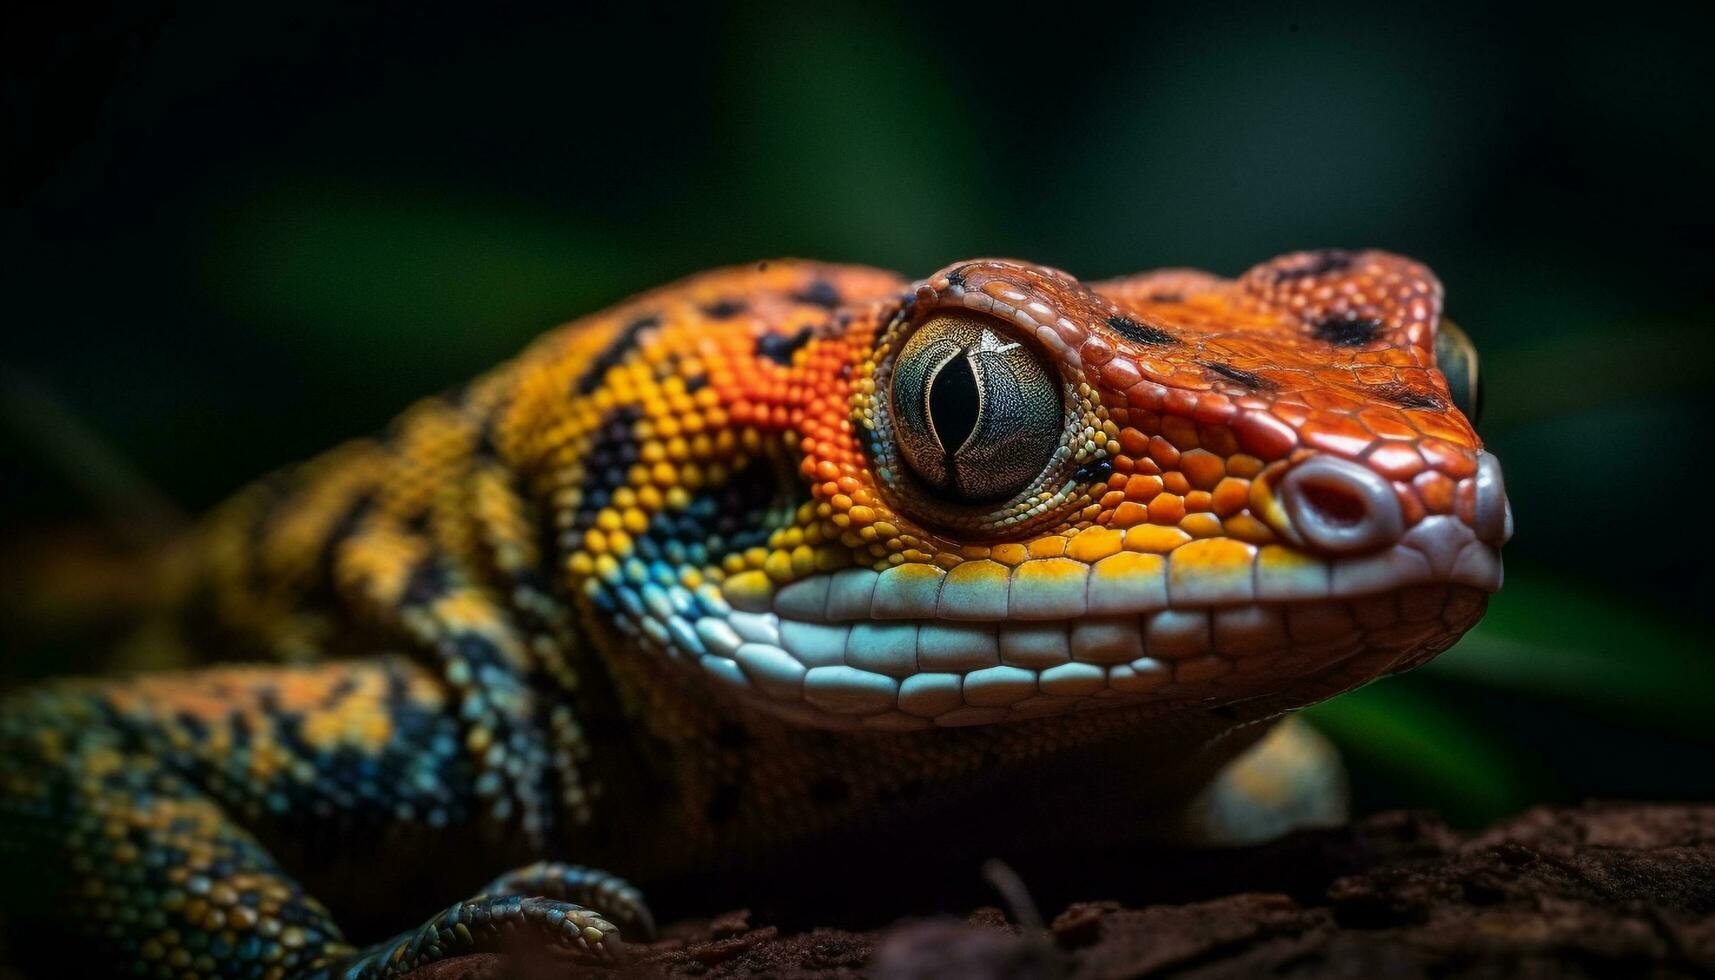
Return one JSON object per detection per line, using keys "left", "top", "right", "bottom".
{"left": 563, "top": 250, "right": 1509, "bottom": 733}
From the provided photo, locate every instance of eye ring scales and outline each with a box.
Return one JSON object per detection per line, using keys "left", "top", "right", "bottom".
{"left": 889, "top": 315, "right": 1063, "bottom": 504}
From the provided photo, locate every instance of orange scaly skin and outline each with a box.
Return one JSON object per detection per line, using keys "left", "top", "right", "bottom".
{"left": 0, "top": 251, "right": 1509, "bottom": 978}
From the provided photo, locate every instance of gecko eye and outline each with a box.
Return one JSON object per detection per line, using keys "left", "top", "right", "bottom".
{"left": 889, "top": 315, "right": 1063, "bottom": 503}
{"left": 1435, "top": 317, "right": 1484, "bottom": 425}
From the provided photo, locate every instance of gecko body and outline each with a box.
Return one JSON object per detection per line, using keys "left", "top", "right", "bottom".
{"left": 0, "top": 251, "right": 1510, "bottom": 977}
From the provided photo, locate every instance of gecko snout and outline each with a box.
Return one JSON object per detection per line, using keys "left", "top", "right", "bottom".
{"left": 1276, "top": 456, "right": 1406, "bottom": 555}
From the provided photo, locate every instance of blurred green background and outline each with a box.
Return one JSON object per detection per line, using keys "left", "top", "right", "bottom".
{"left": 4, "top": 0, "right": 1712, "bottom": 824}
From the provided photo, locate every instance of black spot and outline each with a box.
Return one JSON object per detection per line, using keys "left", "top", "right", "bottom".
{"left": 756, "top": 260, "right": 770, "bottom": 272}
{"left": 1074, "top": 459, "right": 1113, "bottom": 484}
{"left": 320, "top": 675, "right": 360, "bottom": 710}
{"left": 756, "top": 326, "right": 814, "bottom": 366}
{"left": 633, "top": 457, "right": 801, "bottom": 570}
{"left": 683, "top": 374, "right": 709, "bottom": 394}
{"left": 809, "top": 778, "right": 850, "bottom": 806}
{"left": 1201, "top": 361, "right": 1278, "bottom": 391}
{"left": 944, "top": 268, "right": 967, "bottom": 288}
{"left": 567, "top": 406, "right": 642, "bottom": 537}
{"left": 472, "top": 416, "right": 501, "bottom": 460}
{"left": 270, "top": 712, "right": 322, "bottom": 776}
{"left": 1374, "top": 382, "right": 1446, "bottom": 411}
{"left": 455, "top": 632, "right": 521, "bottom": 675}
{"left": 316, "top": 492, "right": 375, "bottom": 581}
{"left": 382, "top": 660, "right": 411, "bottom": 703}
{"left": 401, "top": 559, "right": 452, "bottom": 607}
{"left": 1147, "top": 292, "right": 1184, "bottom": 303}
{"left": 1273, "top": 248, "right": 1353, "bottom": 283}
{"left": 1210, "top": 705, "right": 1240, "bottom": 721}
{"left": 793, "top": 280, "right": 842, "bottom": 309}
{"left": 701, "top": 298, "right": 746, "bottom": 319}
{"left": 706, "top": 782, "right": 742, "bottom": 824}
{"left": 174, "top": 711, "right": 209, "bottom": 740}
{"left": 1312, "top": 315, "right": 1384, "bottom": 347}
{"left": 1107, "top": 314, "right": 1180, "bottom": 346}
{"left": 574, "top": 314, "right": 659, "bottom": 395}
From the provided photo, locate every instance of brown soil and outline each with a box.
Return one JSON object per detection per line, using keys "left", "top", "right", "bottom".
{"left": 412, "top": 802, "right": 1715, "bottom": 978}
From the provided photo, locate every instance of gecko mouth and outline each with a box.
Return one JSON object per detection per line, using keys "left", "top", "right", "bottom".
{"left": 700, "top": 516, "right": 1501, "bottom": 732}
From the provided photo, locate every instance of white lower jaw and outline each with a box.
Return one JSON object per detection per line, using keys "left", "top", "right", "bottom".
{"left": 680, "top": 584, "right": 1484, "bottom": 732}
{"left": 664, "top": 517, "right": 1500, "bottom": 733}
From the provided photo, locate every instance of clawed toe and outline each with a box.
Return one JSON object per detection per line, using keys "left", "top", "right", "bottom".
{"left": 325, "top": 894, "right": 622, "bottom": 979}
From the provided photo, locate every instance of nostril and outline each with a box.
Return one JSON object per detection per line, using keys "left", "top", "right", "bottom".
{"left": 1298, "top": 481, "right": 1369, "bottom": 527}
{"left": 1473, "top": 450, "right": 1513, "bottom": 545}
{"left": 1278, "top": 457, "right": 1406, "bottom": 555}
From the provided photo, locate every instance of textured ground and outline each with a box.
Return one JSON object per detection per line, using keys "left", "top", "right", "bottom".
{"left": 409, "top": 802, "right": 1715, "bottom": 978}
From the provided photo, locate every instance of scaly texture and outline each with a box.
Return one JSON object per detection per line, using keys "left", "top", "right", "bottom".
{"left": 0, "top": 251, "right": 1510, "bottom": 978}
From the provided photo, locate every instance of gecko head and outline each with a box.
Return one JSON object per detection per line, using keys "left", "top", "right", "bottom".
{"left": 685, "top": 251, "right": 1508, "bottom": 732}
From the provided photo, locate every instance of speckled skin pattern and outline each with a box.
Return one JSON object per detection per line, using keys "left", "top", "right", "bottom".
{"left": 0, "top": 250, "right": 1509, "bottom": 977}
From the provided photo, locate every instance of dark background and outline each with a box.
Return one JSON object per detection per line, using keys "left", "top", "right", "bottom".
{"left": 4, "top": 0, "right": 1712, "bottom": 824}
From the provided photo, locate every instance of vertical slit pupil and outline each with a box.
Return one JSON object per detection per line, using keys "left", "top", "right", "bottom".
{"left": 928, "top": 353, "right": 980, "bottom": 457}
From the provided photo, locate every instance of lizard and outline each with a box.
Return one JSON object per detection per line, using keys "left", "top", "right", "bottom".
{"left": 0, "top": 249, "right": 1511, "bottom": 978}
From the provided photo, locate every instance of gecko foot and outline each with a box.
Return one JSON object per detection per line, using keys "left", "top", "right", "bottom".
{"left": 315, "top": 893, "right": 622, "bottom": 979}
{"left": 480, "top": 861, "right": 656, "bottom": 940}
